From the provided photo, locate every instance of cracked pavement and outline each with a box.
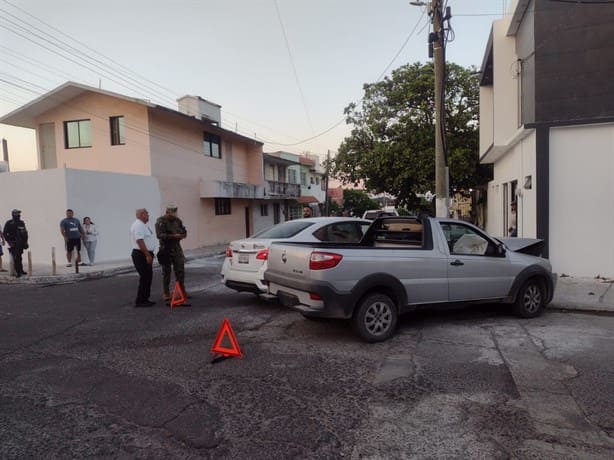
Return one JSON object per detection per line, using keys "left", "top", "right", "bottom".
{"left": 1, "top": 255, "right": 613, "bottom": 458}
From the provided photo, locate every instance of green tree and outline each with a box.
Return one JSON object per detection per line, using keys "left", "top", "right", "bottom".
{"left": 330, "top": 62, "right": 491, "bottom": 207}
{"left": 342, "top": 189, "right": 379, "bottom": 217}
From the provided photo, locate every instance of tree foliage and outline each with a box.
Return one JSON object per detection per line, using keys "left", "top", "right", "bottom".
{"left": 329, "top": 62, "right": 491, "bottom": 207}
{"left": 342, "top": 189, "right": 379, "bottom": 217}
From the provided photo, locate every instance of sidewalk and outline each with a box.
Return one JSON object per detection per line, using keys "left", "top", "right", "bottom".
{"left": 0, "top": 244, "right": 227, "bottom": 286}
{"left": 1, "top": 249, "right": 612, "bottom": 314}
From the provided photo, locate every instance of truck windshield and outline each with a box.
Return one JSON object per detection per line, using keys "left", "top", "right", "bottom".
{"left": 251, "top": 221, "right": 315, "bottom": 239}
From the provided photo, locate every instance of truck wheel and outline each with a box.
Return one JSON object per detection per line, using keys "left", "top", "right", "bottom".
{"left": 352, "top": 293, "right": 398, "bottom": 342}
{"left": 513, "top": 279, "right": 544, "bottom": 318}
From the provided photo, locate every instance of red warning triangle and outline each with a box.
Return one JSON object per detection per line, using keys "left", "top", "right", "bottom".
{"left": 170, "top": 281, "right": 186, "bottom": 308}
{"left": 211, "top": 318, "right": 243, "bottom": 358}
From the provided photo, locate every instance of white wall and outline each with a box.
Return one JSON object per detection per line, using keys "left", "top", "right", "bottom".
{"left": 486, "top": 131, "right": 536, "bottom": 238}
{"left": 0, "top": 168, "right": 67, "bottom": 265}
{"left": 549, "top": 124, "right": 614, "bottom": 277}
{"left": 65, "top": 169, "right": 161, "bottom": 262}
{"left": 492, "top": 18, "right": 519, "bottom": 147}
{"left": 0, "top": 168, "right": 157, "bottom": 264}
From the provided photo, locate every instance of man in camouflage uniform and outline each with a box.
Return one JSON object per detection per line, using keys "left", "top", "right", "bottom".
{"left": 155, "top": 205, "right": 187, "bottom": 301}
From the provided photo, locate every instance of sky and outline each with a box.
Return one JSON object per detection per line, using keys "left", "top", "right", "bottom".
{"left": 0, "top": 0, "right": 514, "bottom": 171}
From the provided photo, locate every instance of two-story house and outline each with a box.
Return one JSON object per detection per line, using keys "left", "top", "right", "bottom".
{"left": 296, "top": 153, "right": 326, "bottom": 217}
{"left": 253, "top": 152, "right": 301, "bottom": 232}
{"left": 479, "top": 0, "right": 614, "bottom": 277}
{"left": 0, "top": 82, "right": 264, "bottom": 263}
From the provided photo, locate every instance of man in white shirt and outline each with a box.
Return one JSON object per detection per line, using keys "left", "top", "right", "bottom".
{"left": 130, "top": 208, "right": 157, "bottom": 307}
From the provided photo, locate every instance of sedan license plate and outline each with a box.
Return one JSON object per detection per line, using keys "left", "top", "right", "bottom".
{"left": 238, "top": 253, "right": 249, "bottom": 264}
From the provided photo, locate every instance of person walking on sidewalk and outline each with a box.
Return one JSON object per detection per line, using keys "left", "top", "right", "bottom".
{"left": 60, "top": 209, "right": 84, "bottom": 267}
{"left": 130, "top": 208, "right": 156, "bottom": 307}
{"left": 82, "top": 216, "right": 98, "bottom": 265}
{"left": 155, "top": 204, "right": 187, "bottom": 302}
{"left": 3, "top": 209, "right": 29, "bottom": 278}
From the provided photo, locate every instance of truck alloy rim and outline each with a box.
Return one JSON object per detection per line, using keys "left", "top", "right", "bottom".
{"left": 523, "top": 284, "right": 542, "bottom": 313}
{"left": 364, "top": 302, "right": 392, "bottom": 336}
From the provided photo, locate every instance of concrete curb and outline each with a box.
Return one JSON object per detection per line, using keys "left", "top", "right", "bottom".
{"left": 0, "top": 249, "right": 225, "bottom": 286}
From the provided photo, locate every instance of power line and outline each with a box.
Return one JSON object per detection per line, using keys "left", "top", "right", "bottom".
{"left": 376, "top": 10, "right": 428, "bottom": 81}
{"left": 0, "top": 9, "right": 179, "bottom": 108}
{"left": 0, "top": 0, "right": 180, "bottom": 102}
{"left": 273, "top": 0, "right": 315, "bottom": 138}
{"left": 266, "top": 9, "right": 429, "bottom": 148}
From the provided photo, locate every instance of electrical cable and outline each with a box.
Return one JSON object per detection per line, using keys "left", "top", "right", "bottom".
{"left": 273, "top": 0, "right": 315, "bottom": 139}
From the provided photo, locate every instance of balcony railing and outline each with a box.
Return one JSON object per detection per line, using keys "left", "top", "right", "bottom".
{"left": 200, "top": 180, "right": 263, "bottom": 199}
{"left": 264, "top": 180, "right": 300, "bottom": 198}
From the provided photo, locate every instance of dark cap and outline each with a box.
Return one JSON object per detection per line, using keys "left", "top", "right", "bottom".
{"left": 11, "top": 209, "right": 21, "bottom": 214}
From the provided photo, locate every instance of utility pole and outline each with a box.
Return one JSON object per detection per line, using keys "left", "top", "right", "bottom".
{"left": 324, "top": 149, "right": 331, "bottom": 216}
{"left": 432, "top": 0, "right": 448, "bottom": 217}
{"left": 411, "top": 0, "right": 449, "bottom": 217}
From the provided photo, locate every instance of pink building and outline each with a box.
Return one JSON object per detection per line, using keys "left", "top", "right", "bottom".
{"left": 0, "top": 82, "right": 265, "bottom": 262}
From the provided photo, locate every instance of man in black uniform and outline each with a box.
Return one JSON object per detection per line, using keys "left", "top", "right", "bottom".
{"left": 3, "top": 209, "right": 29, "bottom": 278}
{"left": 155, "top": 205, "right": 187, "bottom": 301}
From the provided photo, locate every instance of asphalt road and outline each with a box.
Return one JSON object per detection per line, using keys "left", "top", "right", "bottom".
{"left": 1, "top": 255, "right": 613, "bottom": 459}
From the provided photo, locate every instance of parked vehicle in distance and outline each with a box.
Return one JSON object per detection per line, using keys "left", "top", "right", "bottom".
{"left": 362, "top": 209, "right": 399, "bottom": 220}
{"left": 265, "top": 216, "right": 557, "bottom": 342}
{"left": 221, "top": 217, "right": 371, "bottom": 294}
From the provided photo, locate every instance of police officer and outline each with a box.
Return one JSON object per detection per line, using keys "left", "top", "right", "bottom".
{"left": 3, "top": 209, "right": 29, "bottom": 278}
{"left": 155, "top": 205, "right": 187, "bottom": 301}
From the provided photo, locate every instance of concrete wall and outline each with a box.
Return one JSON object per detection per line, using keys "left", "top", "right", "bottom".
{"left": 0, "top": 168, "right": 160, "bottom": 264}
{"left": 492, "top": 18, "right": 520, "bottom": 147}
{"left": 486, "top": 131, "right": 537, "bottom": 239}
{"left": 148, "top": 110, "right": 263, "bottom": 186}
{"left": 0, "top": 169, "right": 67, "bottom": 265}
{"left": 479, "top": 86, "right": 494, "bottom": 155}
{"left": 35, "top": 92, "right": 152, "bottom": 175}
{"left": 549, "top": 123, "right": 614, "bottom": 277}
{"left": 65, "top": 169, "right": 160, "bottom": 262}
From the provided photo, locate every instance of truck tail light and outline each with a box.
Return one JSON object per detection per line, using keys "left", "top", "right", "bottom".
{"left": 309, "top": 292, "right": 322, "bottom": 300}
{"left": 309, "top": 251, "right": 343, "bottom": 270}
{"left": 225, "top": 247, "right": 233, "bottom": 258}
{"left": 256, "top": 249, "right": 269, "bottom": 260}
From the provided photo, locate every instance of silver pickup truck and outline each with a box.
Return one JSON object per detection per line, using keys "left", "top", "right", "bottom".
{"left": 265, "top": 216, "right": 556, "bottom": 342}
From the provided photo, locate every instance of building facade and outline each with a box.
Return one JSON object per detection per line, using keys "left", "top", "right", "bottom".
{"left": 479, "top": 0, "right": 614, "bottom": 276}
{"left": 0, "top": 82, "right": 264, "bottom": 263}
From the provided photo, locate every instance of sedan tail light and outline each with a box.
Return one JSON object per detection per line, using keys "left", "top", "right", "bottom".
{"left": 256, "top": 249, "right": 269, "bottom": 260}
{"left": 309, "top": 251, "right": 343, "bottom": 270}
{"left": 225, "top": 247, "right": 233, "bottom": 258}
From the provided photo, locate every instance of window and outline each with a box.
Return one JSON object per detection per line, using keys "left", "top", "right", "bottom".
{"left": 64, "top": 119, "right": 92, "bottom": 149}
{"left": 288, "top": 169, "right": 297, "bottom": 184}
{"left": 315, "top": 177, "right": 320, "bottom": 185}
{"left": 289, "top": 206, "right": 302, "bottom": 220}
{"left": 441, "top": 223, "right": 490, "bottom": 256}
{"left": 300, "top": 172, "right": 307, "bottom": 186}
{"left": 204, "top": 132, "right": 221, "bottom": 158}
{"left": 313, "top": 222, "right": 367, "bottom": 243}
{"left": 260, "top": 204, "right": 268, "bottom": 216}
{"left": 110, "top": 116, "right": 125, "bottom": 145}
{"left": 310, "top": 176, "right": 315, "bottom": 185}
{"left": 214, "top": 198, "right": 231, "bottom": 215}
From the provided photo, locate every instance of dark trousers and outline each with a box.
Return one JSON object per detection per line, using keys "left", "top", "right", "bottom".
{"left": 162, "top": 252, "right": 185, "bottom": 294}
{"left": 9, "top": 247, "right": 24, "bottom": 274}
{"left": 132, "top": 250, "right": 153, "bottom": 303}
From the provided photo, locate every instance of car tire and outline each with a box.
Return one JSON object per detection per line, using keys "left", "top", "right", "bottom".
{"left": 513, "top": 279, "right": 545, "bottom": 318}
{"left": 352, "top": 293, "right": 398, "bottom": 342}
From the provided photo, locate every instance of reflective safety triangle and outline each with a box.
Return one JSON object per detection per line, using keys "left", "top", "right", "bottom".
{"left": 211, "top": 318, "right": 243, "bottom": 358}
{"left": 170, "top": 281, "right": 186, "bottom": 308}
